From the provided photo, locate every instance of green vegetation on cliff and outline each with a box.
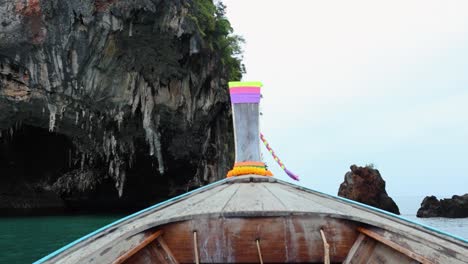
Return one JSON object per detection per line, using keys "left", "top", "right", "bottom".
{"left": 191, "top": 0, "right": 245, "bottom": 80}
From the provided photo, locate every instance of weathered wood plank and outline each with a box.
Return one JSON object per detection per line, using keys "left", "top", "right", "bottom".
{"left": 359, "top": 226, "right": 468, "bottom": 264}
{"left": 155, "top": 236, "right": 179, "bottom": 264}
{"left": 367, "top": 242, "right": 420, "bottom": 264}
{"left": 158, "top": 221, "right": 194, "bottom": 263}
{"left": 221, "top": 183, "right": 286, "bottom": 213}
{"left": 160, "top": 216, "right": 358, "bottom": 263}
{"left": 125, "top": 235, "right": 180, "bottom": 264}
{"left": 284, "top": 216, "right": 359, "bottom": 263}
{"left": 85, "top": 232, "right": 148, "bottom": 264}
{"left": 157, "top": 184, "right": 236, "bottom": 218}
{"left": 124, "top": 247, "right": 155, "bottom": 264}
{"left": 358, "top": 227, "right": 434, "bottom": 264}
{"left": 345, "top": 235, "right": 378, "bottom": 264}
{"left": 263, "top": 183, "right": 341, "bottom": 214}
{"left": 112, "top": 230, "right": 162, "bottom": 264}
{"left": 343, "top": 234, "right": 365, "bottom": 264}
{"left": 224, "top": 217, "right": 287, "bottom": 263}
{"left": 193, "top": 217, "right": 227, "bottom": 263}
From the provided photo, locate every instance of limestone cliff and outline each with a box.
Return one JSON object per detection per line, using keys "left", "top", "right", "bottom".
{"left": 338, "top": 165, "right": 400, "bottom": 215}
{"left": 0, "top": 0, "right": 241, "bottom": 213}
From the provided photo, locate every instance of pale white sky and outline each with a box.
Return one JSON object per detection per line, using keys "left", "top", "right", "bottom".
{"left": 223, "top": 0, "right": 468, "bottom": 197}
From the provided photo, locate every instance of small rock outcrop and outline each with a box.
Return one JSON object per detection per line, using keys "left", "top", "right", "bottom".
{"left": 338, "top": 165, "right": 400, "bottom": 215}
{"left": 417, "top": 194, "right": 468, "bottom": 218}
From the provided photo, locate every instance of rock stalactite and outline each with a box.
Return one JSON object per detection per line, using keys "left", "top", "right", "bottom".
{"left": 0, "top": 0, "right": 240, "bottom": 213}
{"left": 338, "top": 165, "right": 400, "bottom": 215}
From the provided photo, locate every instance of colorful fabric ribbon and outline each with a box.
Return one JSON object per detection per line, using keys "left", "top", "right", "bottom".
{"left": 228, "top": 82, "right": 262, "bottom": 104}
{"left": 229, "top": 93, "right": 261, "bottom": 103}
{"left": 260, "top": 133, "right": 300, "bottom": 181}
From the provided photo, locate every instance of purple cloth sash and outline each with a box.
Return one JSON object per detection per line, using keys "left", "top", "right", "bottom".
{"left": 230, "top": 93, "right": 261, "bottom": 104}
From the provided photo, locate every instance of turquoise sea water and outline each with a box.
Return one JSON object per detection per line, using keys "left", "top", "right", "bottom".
{"left": 0, "top": 197, "right": 467, "bottom": 263}
{"left": 0, "top": 215, "right": 122, "bottom": 263}
{"left": 393, "top": 195, "right": 468, "bottom": 239}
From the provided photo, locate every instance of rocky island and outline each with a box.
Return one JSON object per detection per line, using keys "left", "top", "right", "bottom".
{"left": 338, "top": 164, "right": 400, "bottom": 215}
{"left": 0, "top": 0, "right": 242, "bottom": 214}
{"left": 417, "top": 194, "right": 468, "bottom": 218}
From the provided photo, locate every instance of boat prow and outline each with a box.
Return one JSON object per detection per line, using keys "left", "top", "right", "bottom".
{"left": 36, "top": 175, "right": 468, "bottom": 264}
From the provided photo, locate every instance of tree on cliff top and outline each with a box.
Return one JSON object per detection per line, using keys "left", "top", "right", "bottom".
{"left": 191, "top": 0, "right": 245, "bottom": 80}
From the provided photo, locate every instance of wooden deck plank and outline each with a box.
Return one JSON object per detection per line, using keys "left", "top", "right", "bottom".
{"left": 156, "top": 236, "right": 179, "bottom": 264}
{"left": 124, "top": 247, "right": 154, "bottom": 264}
{"left": 123, "top": 235, "right": 179, "bottom": 264}
{"left": 355, "top": 216, "right": 466, "bottom": 263}
{"left": 265, "top": 183, "right": 340, "bottom": 214}
{"left": 367, "top": 242, "right": 420, "bottom": 264}
{"left": 343, "top": 234, "right": 366, "bottom": 264}
{"left": 84, "top": 232, "right": 147, "bottom": 264}
{"left": 358, "top": 227, "right": 434, "bottom": 264}
{"left": 360, "top": 226, "right": 468, "bottom": 264}
{"left": 113, "top": 230, "right": 162, "bottom": 264}
{"left": 150, "top": 184, "right": 233, "bottom": 218}
{"left": 345, "top": 235, "right": 378, "bottom": 264}
{"left": 165, "top": 183, "right": 240, "bottom": 217}
{"left": 221, "top": 182, "right": 286, "bottom": 213}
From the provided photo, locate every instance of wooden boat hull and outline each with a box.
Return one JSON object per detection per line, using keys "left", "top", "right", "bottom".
{"left": 126, "top": 216, "right": 359, "bottom": 263}
{"left": 35, "top": 176, "right": 468, "bottom": 264}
